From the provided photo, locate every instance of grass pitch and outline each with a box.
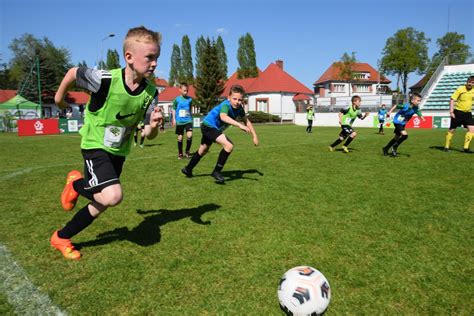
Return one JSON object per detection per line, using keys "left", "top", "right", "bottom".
{"left": 0, "top": 125, "right": 472, "bottom": 314}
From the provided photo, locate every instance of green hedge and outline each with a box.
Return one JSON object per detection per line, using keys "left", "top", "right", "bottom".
{"left": 247, "top": 111, "right": 281, "bottom": 123}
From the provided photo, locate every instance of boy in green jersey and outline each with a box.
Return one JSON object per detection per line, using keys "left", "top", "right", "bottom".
{"left": 329, "top": 95, "right": 369, "bottom": 153}
{"left": 50, "top": 26, "right": 163, "bottom": 260}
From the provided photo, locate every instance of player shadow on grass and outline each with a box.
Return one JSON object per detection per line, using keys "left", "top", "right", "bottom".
{"left": 192, "top": 169, "right": 264, "bottom": 183}
{"left": 75, "top": 203, "right": 220, "bottom": 248}
{"left": 429, "top": 145, "right": 463, "bottom": 153}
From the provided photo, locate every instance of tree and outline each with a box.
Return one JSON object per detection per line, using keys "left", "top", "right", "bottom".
{"left": 380, "top": 27, "right": 430, "bottom": 97}
{"left": 216, "top": 36, "right": 228, "bottom": 80}
{"left": 336, "top": 52, "right": 357, "bottom": 97}
{"left": 195, "top": 36, "right": 206, "bottom": 79}
{"left": 428, "top": 32, "right": 472, "bottom": 73}
{"left": 237, "top": 33, "right": 258, "bottom": 79}
{"left": 181, "top": 35, "right": 194, "bottom": 84}
{"left": 169, "top": 44, "right": 181, "bottom": 86}
{"left": 77, "top": 60, "right": 88, "bottom": 68}
{"left": 106, "top": 49, "right": 121, "bottom": 70}
{"left": 195, "top": 38, "right": 224, "bottom": 113}
{"left": 8, "top": 34, "right": 72, "bottom": 103}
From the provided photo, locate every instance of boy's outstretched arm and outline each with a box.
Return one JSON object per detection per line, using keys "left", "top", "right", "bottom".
{"left": 245, "top": 119, "right": 259, "bottom": 146}
{"left": 219, "top": 112, "right": 250, "bottom": 133}
{"left": 144, "top": 107, "right": 163, "bottom": 139}
{"left": 55, "top": 67, "right": 78, "bottom": 109}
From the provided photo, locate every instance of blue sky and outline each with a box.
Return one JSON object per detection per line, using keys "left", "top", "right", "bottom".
{"left": 1, "top": 0, "right": 473, "bottom": 90}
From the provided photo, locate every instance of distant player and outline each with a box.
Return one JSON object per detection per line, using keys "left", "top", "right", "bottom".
{"left": 134, "top": 120, "right": 145, "bottom": 148}
{"left": 328, "top": 95, "right": 369, "bottom": 153}
{"left": 306, "top": 105, "right": 314, "bottom": 133}
{"left": 377, "top": 104, "right": 387, "bottom": 134}
{"left": 181, "top": 84, "right": 259, "bottom": 183}
{"left": 443, "top": 75, "right": 474, "bottom": 153}
{"left": 382, "top": 92, "right": 424, "bottom": 157}
{"left": 172, "top": 82, "right": 193, "bottom": 159}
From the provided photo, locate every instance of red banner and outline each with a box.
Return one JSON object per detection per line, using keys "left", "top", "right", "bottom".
{"left": 406, "top": 116, "right": 433, "bottom": 129}
{"left": 17, "top": 119, "right": 60, "bottom": 136}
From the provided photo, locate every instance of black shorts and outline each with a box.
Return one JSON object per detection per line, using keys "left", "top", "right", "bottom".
{"left": 175, "top": 122, "right": 193, "bottom": 135}
{"left": 200, "top": 124, "right": 230, "bottom": 146}
{"left": 378, "top": 119, "right": 385, "bottom": 124}
{"left": 394, "top": 123, "right": 406, "bottom": 136}
{"left": 449, "top": 110, "right": 474, "bottom": 129}
{"left": 339, "top": 125, "right": 354, "bottom": 138}
{"left": 81, "top": 149, "right": 125, "bottom": 193}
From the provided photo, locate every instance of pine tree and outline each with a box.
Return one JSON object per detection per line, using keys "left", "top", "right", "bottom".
{"left": 195, "top": 36, "right": 206, "bottom": 79}
{"left": 169, "top": 44, "right": 182, "bottom": 86}
{"left": 237, "top": 33, "right": 258, "bottom": 79}
{"left": 216, "top": 36, "right": 228, "bottom": 80}
{"left": 181, "top": 35, "right": 194, "bottom": 84}
{"left": 195, "top": 38, "right": 224, "bottom": 113}
{"left": 106, "top": 49, "right": 121, "bottom": 70}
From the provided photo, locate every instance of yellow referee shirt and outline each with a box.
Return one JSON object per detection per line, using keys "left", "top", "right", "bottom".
{"left": 451, "top": 86, "right": 474, "bottom": 112}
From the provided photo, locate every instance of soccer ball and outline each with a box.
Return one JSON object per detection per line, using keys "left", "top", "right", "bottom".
{"left": 278, "top": 266, "right": 331, "bottom": 315}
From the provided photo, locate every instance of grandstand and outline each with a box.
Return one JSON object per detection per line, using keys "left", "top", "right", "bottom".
{"left": 420, "top": 64, "right": 474, "bottom": 112}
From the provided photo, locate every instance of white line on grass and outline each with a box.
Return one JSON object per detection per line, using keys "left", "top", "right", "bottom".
{"left": 0, "top": 244, "right": 66, "bottom": 315}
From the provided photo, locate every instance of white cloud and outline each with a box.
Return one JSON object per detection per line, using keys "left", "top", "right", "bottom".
{"left": 216, "top": 27, "right": 228, "bottom": 34}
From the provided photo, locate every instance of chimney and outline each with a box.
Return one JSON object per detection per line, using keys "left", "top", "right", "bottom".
{"left": 275, "top": 60, "right": 284, "bottom": 70}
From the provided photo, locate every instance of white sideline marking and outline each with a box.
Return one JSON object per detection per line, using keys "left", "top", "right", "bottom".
{"left": 0, "top": 244, "right": 66, "bottom": 315}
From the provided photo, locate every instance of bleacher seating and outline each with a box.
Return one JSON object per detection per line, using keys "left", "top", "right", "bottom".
{"left": 424, "top": 71, "right": 474, "bottom": 110}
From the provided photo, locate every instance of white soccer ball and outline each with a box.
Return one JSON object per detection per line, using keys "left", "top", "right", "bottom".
{"left": 278, "top": 266, "right": 331, "bottom": 315}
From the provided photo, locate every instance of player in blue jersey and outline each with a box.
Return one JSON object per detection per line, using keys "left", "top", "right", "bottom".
{"left": 172, "top": 82, "right": 194, "bottom": 159}
{"left": 181, "top": 84, "right": 259, "bottom": 183}
{"left": 377, "top": 104, "right": 387, "bottom": 134}
{"left": 382, "top": 92, "right": 424, "bottom": 157}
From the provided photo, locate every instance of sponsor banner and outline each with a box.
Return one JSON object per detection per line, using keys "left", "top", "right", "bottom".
{"left": 372, "top": 116, "right": 394, "bottom": 128}
{"left": 17, "top": 119, "right": 59, "bottom": 136}
{"left": 406, "top": 116, "right": 433, "bottom": 128}
{"left": 432, "top": 116, "right": 450, "bottom": 129}
{"left": 193, "top": 117, "right": 202, "bottom": 128}
{"left": 59, "top": 118, "right": 83, "bottom": 133}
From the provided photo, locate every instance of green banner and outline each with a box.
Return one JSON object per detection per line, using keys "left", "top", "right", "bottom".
{"left": 59, "top": 118, "right": 83, "bottom": 134}
{"left": 372, "top": 116, "right": 394, "bottom": 128}
{"left": 432, "top": 116, "right": 450, "bottom": 129}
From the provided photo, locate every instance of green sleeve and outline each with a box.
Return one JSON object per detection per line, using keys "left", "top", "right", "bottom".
{"left": 220, "top": 103, "right": 230, "bottom": 114}
{"left": 396, "top": 104, "right": 405, "bottom": 109}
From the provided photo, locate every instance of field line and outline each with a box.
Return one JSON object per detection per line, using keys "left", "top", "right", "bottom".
{"left": 0, "top": 244, "right": 66, "bottom": 315}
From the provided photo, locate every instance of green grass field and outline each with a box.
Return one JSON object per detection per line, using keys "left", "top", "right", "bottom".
{"left": 0, "top": 125, "right": 473, "bottom": 314}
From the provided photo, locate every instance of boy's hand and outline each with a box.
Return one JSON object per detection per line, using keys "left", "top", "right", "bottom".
{"left": 238, "top": 123, "right": 250, "bottom": 133}
{"left": 56, "top": 99, "right": 69, "bottom": 110}
{"left": 150, "top": 107, "right": 163, "bottom": 128}
{"left": 252, "top": 136, "right": 259, "bottom": 146}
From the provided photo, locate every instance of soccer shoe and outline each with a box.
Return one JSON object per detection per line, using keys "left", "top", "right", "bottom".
{"left": 342, "top": 146, "right": 350, "bottom": 153}
{"left": 50, "top": 231, "right": 81, "bottom": 260}
{"left": 61, "top": 170, "right": 82, "bottom": 211}
{"left": 443, "top": 147, "right": 449, "bottom": 152}
{"left": 139, "top": 144, "right": 144, "bottom": 148}
{"left": 211, "top": 170, "right": 225, "bottom": 183}
{"left": 185, "top": 152, "right": 191, "bottom": 159}
{"left": 391, "top": 149, "right": 398, "bottom": 157}
{"left": 328, "top": 146, "right": 334, "bottom": 152}
{"left": 463, "top": 148, "right": 473, "bottom": 154}
{"left": 382, "top": 147, "right": 389, "bottom": 156}
{"left": 181, "top": 167, "right": 193, "bottom": 178}
{"left": 178, "top": 154, "right": 184, "bottom": 160}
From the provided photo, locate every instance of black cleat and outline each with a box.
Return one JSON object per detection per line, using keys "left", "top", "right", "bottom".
{"left": 211, "top": 170, "right": 225, "bottom": 183}
{"left": 181, "top": 167, "right": 193, "bottom": 178}
{"left": 462, "top": 148, "right": 473, "bottom": 154}
{"left": 382, "top": 147, "right": 389, "bottom": 156}
{"left": 443, "top": 147, "right": 449, "bottom": 152}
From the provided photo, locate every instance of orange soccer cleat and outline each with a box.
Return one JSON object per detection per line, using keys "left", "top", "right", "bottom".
{"left": 60, "top": 170, "right": 82, "bottom": 211}
{"left": 50, "top": 230, "right": 81, "bottom": 260}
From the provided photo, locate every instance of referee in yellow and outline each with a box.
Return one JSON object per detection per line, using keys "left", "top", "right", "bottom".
{"left": 444, "top": 75, "right": 474, "bottom": 153}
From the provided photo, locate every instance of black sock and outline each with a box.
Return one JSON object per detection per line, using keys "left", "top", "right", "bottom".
{"left": 384, "top": 138, "right": 397, "bottom": 150}
{"left": 177, "top": 140, "right": 183, "bottom": 155}
{"left": 134, "top": 133, "right": 138, "bottom": 143}
{"left": 185, "top": 137, "right": 192, "bottom": 153}
{"left": 140, "top": 136, "right": 145, "bottom": 145}
{"left": 58, "top": 204, "right": 96, "bottom": 239}
{"left": 393, "top": 135, "right": 408, "bottom": 150}
{"left": 379, "top": 125, "right": 383, "bottom": 133}
{"left": 187, "top": 152, "right": 202, "bottom": 171}
{"left": 73, "top": 179, "right": 94, "bottom": 201}
{"left": 214, "top": 149, "right": 231, "bottom": 172}
{"left": 330, "top": 138, "right": 343, "bottom": 147}
{"left": 343, "top": 136, "right": 354, "bottom": 146}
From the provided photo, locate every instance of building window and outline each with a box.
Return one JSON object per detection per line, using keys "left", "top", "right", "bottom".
{"left": 354, "top": 72, "right": 369, "bottom": 79}
{"left": 333, "top": 84, "right": 345, "bottom": 93}
{"left": 256, "top": 98, "right": 269, "bottom": 112}
{"left": 354, "top": 84, "right": 371, "bottom": 92}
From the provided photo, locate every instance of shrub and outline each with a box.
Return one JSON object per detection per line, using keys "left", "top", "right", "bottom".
{"left": 247, "top": 111, "right": 280, "bottom": 123}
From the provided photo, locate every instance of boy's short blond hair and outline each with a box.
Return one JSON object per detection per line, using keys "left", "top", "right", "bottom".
{"left": 123, "top": 26, "right": 162, "bottom": 55}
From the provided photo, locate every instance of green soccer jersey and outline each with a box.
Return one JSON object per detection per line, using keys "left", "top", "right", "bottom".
{"left": 80, "top": 68, "right": 156, "bottom": 156}
{"left": 340, "top": 106, "right": 363, "bottom": 126}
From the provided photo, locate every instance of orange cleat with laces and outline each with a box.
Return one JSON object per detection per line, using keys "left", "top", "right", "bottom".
{"left": 50, "top": 230, "right": 81, "bottom": 260}
{"left": 60, "top": 170, "right": 82, "bottom": 211}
